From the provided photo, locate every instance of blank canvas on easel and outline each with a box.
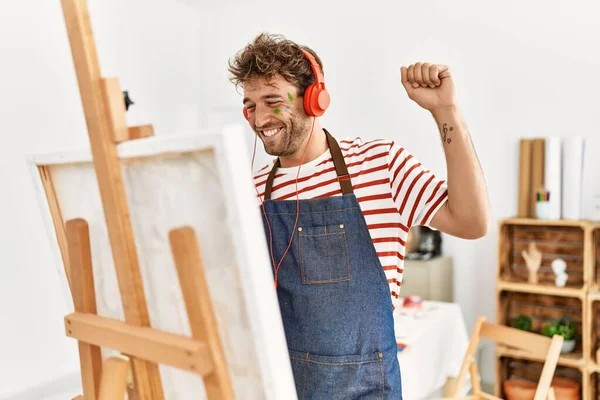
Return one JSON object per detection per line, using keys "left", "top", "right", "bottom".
{"left": 27, "top": 126, "right": 297, "bottom": 399}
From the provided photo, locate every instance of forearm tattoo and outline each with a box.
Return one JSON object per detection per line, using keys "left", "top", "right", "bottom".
{"left": 442, "top": 123, "right": 453, "bottom": 144}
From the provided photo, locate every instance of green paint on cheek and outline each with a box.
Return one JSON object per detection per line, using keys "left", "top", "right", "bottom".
{"left": 273, "top": 108, "right": 281, "bottom": 114}
{"left": 287, "top": 92, "right": 294, "bottom": 101}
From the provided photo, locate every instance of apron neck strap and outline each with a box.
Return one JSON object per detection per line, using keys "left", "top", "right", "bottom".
{"left": 264, "top": 129, "right": 354, "bottom": 200}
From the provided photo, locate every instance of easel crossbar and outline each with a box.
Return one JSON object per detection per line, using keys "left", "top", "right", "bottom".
{"left": 65, "top": 312, "right": 214, "bottom": 376}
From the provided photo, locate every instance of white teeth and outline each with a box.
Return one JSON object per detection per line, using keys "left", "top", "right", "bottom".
{"left": 263, "top": 128, "right": 280, "bottom": 137}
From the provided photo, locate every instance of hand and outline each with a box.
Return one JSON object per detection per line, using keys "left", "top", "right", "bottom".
{"left": 522, "top": 242, "right": 542, "bottom": 284}
{"left": 401, "top": 62, "right": 457, "bottom": 113}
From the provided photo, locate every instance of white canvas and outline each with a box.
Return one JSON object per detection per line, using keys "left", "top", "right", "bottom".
{"left": 26, "top": 124, "right": 296, "bottom": 400}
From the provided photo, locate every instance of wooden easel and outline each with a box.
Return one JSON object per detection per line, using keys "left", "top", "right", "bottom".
{"left": 59, "top": 0, "right": 234, "bottom": 398}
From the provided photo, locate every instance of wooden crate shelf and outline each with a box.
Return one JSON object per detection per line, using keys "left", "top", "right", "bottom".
{"left": 496, "top": 345, "right": 585, "bottom": 369}
{"left": 589, "top": 296, "right": 600, "bottom": 365}
{"left": 496, "top": 218, "right": 598, "bottom": 399}
{"left": 496, "top": 280, "right": 585, "bottom": 299}
{"left": 499, "top": 218, "right": 591, "bottom": 228}
{"left": 497, "top": 356, "right": 584, "bottom": 399}
{"left": 498, "top": 219, "right": 590, "bottom": 290}
{"left": 497, "top": 290, "right": 586, "bottom": 356}
{"left": 593, "top": 225, "right": 600, "bottom": 292}
{"left": 589, "top": 370, "right": 599, "bottom": 400}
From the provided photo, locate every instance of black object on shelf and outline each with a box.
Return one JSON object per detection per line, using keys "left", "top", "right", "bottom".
{"left": 123, "top": 90, "right": 134, "bottom": 111}
{"left": 406, "top": 226, "right": 442, "bottom": 261}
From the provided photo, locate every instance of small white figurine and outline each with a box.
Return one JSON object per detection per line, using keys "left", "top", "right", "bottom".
{"left": 551, "top": 258, "right": 568, "bottom": 287}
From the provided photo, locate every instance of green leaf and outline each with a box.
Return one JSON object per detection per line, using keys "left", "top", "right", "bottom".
{"left": 514, "top": 315, "right": 532, "bottom": 331}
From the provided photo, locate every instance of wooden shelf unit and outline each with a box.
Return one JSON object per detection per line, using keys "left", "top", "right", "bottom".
{"left": 495, "top": 218, "right": 600, "bottom": 399}
{"left": 587, "top": 294, "right": 600, "bottom": 366}
{"left": 496, "top": 357, "right": 586, "bottom": 399}
{"left": 496, "top": 280, "right": 585, "bottom": 299}
{"left": 496, "top": 345, "right": 585, "bottom": 369}
{"left": 587, "top": 369, "right": 600, "bottom": 400}
{"left": 592, "top": 226, "right": 600, "bottom": 292}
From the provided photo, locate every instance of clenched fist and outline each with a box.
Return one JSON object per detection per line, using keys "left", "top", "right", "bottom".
{"left": 401, "top": 62, "right": 457, "bottom": 113}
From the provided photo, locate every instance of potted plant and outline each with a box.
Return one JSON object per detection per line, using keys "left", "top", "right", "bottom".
{"left": 513, "top": 315, "right": 532, "bottom": 332}
{"left": 541, "top": 317, "right": 576, "bottom": 353}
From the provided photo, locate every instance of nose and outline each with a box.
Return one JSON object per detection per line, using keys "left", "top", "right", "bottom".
{"left": 254, "top": 104, "right": 276, "bottom": 128}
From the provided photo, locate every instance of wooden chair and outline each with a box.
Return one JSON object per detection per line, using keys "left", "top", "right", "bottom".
{"left": 442, "top": 316, "right": 563, "bottom": 400}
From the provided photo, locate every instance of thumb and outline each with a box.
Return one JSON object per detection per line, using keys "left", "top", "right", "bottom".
{"left": 436, "top": 64, "right": 451, "bottom": 80}
{"left": 400, "top": 66, "right": 413, "bottom": 94}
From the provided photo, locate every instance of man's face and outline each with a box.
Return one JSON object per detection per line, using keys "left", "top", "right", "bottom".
{"left": 243, "top": 75, "right": 311, "bottom": 157}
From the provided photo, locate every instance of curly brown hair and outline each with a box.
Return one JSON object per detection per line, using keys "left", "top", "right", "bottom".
{"left": 227, "top": 32, "right": 324, "bottom": 96}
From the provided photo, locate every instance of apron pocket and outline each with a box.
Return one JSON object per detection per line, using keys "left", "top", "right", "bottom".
{"left": 289, "top": 350, "right": 384, "bottom": 400}
{"left": 298, "top": 223, "right": 350, "bottom": 284}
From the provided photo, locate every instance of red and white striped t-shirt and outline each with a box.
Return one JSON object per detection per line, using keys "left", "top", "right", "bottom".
{"left": 253, "top": 135, "right": 448, "bottom": 309}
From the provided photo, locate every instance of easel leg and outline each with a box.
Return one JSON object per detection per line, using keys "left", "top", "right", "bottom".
{"left": 98, "top": 357, "right": 131, "bottom": 400}
{"left": 67, "top": 218, "right": 103, "bottom": 400}
{"left": 60, "top": 1, "right": 165, "bottom": 397}
{"left": 169, "top": 227, "right": 235, "bottom": 400}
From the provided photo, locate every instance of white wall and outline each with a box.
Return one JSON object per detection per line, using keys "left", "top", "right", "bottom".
{"left": 1, "top": 0, "right": 599, "bottom": 396}
{"left": 0, "top": 1, "right": 207, "bottom": 397}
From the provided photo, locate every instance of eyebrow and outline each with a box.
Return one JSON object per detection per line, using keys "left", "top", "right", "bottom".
{"left": 242, "top": 94, "right": 285, "bottom": 105}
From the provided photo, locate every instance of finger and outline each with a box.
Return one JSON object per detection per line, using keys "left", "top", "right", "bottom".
{"left": 407, "top": 64, "right": 415, "bottom": 87}
{"left": 400, "top": 66, "right": 413, "bottom": 93}
{"left": 421, "top": 63, "right": 435, "bottom": 88}
{"left": 413, "top": 62, "right": 424, "bottom": 87}
{"left": 429, "top": 65, "right": 441, "bottom": 86}
{"left": 401, "top": 66, "right": 408, "bottom": 84}
{"left": 407, "top": 64, "right": 419, "bottom": 88}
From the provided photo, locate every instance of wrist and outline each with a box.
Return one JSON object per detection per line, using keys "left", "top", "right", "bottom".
{"left": 430, "top": 105, "right": 461, "bottom": 120}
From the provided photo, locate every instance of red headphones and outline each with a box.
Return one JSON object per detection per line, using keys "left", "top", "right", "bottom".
{"left": 247, "top": 48, "right": 326, "bottom": 288}
{"left": 243, "top": 48, "right": 330, "bottom": 120}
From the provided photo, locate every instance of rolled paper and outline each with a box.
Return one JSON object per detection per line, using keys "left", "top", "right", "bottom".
{"left": 544, "top": 137, "right": 562, "bottom": 219}
{"left": 562, "top": 136, "right": 585, "bottom": 220}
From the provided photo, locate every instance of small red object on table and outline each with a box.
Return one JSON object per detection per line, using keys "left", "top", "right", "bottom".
{"left": 402, "top": 295, "right": 423, "bottom": 310}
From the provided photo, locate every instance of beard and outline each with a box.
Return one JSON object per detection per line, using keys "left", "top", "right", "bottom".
{"left": 257, "top": 113, "right": 311, "bottom": 157}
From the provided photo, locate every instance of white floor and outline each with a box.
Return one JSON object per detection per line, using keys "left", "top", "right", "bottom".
{"left": 0, "top": 372, "right": 81, "bottom": 400}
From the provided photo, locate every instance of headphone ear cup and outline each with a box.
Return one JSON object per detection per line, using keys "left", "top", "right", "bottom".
{"left": 316, "top": 88, "right": 330, "bottom": 114}
{"left": 303, "top": 84, "right": 316, "bottom": 116}
{"left": 304, "top": 84, "right": 329, "bottom": 117}
{"left": 243, "top": 107, "right": 250, "bottom": 120}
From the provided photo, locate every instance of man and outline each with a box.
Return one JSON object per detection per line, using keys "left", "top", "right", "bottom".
{"left": 228, "top": 33, "right": 489, "bottom": 399}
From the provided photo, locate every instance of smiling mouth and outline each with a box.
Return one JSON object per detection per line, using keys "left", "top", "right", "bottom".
{"left": 260, "top": 127, "right": 283, "bottom": 138}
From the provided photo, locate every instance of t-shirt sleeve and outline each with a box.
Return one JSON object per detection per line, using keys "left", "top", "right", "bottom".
{"left": 387, "top": 142, "right": 448, "bottom": 228}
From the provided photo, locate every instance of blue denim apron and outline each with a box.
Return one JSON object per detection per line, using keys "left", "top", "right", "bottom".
{"left": 261, "top": 130, "right": 403, "bottom": 399}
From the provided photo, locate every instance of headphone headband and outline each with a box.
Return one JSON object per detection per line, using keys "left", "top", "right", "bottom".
{"left": 301, "top": 49, "right": 324, "bottom": 87}
{"left": 300, "top": 48, "right": 329, "bottom": 116}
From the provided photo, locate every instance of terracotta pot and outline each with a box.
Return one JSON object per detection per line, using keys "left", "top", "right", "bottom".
{"left": 503, "top": 377, "right": 580, "bottom": 400}
{"left": 504, "top": 378, "right": 536, "bottom": 400}
{"left": 550, "top": 377, "right": 580, "bottom": 400}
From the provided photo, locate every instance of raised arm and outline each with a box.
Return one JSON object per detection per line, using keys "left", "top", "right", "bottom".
{"left": 401, "top": 62, "right": 490, "bottom": 239}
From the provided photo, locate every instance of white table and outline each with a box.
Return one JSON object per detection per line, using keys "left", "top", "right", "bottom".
{"left": 394, "top": 300, "right": 472, "bottom": 400}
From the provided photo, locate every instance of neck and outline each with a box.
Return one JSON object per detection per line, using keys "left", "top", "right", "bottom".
{"left": 279, "top": 120, "right": 328, "bottom": 168}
